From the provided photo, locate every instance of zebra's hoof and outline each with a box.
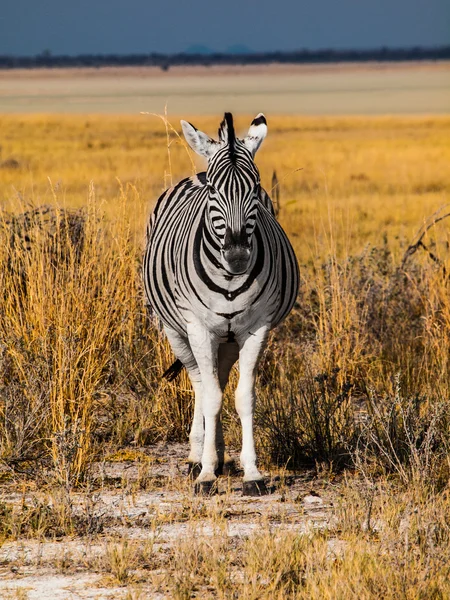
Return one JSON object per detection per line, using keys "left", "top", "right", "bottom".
{"left": 194, "top": 480, "right": 218, "bottom": 496}
{"left": 242, "top": 480, "right": 268, "bottom": 496}
{"left": 187, "top": 462, "right": 202, "bottom": 479}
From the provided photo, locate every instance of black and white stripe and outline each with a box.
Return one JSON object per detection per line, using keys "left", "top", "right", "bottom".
{"left": 142, "top": 113, "right": 299, "bottom": 493}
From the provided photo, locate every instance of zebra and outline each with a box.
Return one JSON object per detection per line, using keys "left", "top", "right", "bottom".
{"left": 143, "top": 113, "right": 299, "bottom": 495}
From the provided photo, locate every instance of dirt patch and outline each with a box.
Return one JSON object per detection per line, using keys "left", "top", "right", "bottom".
{"left": 0, "top": 443, "right": 339, "bottom": 598}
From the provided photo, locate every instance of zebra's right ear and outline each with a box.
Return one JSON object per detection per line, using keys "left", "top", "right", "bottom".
{"left": 180, "top": 120, "right": 219, "bottom": 159}
{"left": 243, "top": 113, "right": 267, "bottom": 157}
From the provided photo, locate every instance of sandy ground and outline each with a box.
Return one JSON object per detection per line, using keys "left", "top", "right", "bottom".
{"left": 0, "top": 443, "right": 339, "bottom": 599}
{"left": 0, "top": 61, "right": 448, "bottom": 115}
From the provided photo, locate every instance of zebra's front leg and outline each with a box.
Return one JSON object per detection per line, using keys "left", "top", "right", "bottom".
{"left": 187, "top": 321, "right": 222, "bottom": 494}
{"left": 236, "top": 324, "right": 270, "bottom": 496}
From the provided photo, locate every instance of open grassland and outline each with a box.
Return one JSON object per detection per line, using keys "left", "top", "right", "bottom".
{"left": 1, "top": 113, "right": 450, "bottom": 258}
{"left": 0, "top": 114, "right": 450, "bottom": 598}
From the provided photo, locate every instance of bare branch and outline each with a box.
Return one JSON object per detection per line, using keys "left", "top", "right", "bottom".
{"left": 400, "top": 206, "right": 450, "bottom": 272}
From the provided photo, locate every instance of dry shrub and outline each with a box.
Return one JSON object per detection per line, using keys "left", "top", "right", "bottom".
{"left": 168, "top": 526, "right": 233, "bottom": 600}
{"left": 101, "top": 538, "right": 157, "bottom": 585}
{"left": 354, "top": 379, "right": 450, "bottom": 492}
{"left": 255, "top": 355, "right": 355, "bottom": 468}
{"left": 246, "top": 228, "right": 450, "bottom": 477}
{"left": 0, "top": 192, "right": 187, "bottom": 485}
{"left": 241, "top": 531, "right": 326, "bottom": 598}
{"left": 0, "top": 490, "right": 74, "bottom": 540}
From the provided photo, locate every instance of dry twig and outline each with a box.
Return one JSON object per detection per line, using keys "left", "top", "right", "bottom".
{"left": 401, "top": 206, "right": 450, "bottom": 274}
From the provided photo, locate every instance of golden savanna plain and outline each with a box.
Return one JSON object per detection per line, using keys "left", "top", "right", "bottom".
{"left": 0, "top": 64, "right": 450, "bottom": 598}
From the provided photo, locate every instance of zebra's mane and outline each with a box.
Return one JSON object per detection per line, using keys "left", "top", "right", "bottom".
{"left": 218, "top": 112, "right": 237, "bottom": 164}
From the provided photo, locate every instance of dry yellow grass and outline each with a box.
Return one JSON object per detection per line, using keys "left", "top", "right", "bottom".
{"left": 0, "top": 112, "right": 449, "bottom": 459}
{"left": 0, "top": 113, "right": 449, "bottom": 598}
{"left": 1, "top": 114, "right": 449, "bottom": 256}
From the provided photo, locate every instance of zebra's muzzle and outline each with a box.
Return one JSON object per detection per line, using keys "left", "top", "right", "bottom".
{"left": 222, "top": 227, "right": 251, "bottom": 275}
{"left": 222, "top": 246, "right": 251, "bottom": 275}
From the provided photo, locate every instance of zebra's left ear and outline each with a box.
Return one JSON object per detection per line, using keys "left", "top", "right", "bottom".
{"left": 243, "top": 113, "right": 267, "bottom": 157}
{"left": 180, "top": 120, "right": 219, "bottom": 159}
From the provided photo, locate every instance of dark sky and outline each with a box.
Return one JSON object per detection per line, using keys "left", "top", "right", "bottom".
{"left": 1, "top": 0, "right": 449, "bottom": 56}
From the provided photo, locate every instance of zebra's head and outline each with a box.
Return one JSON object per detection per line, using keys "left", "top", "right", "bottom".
{"left": 181, "top": 112, "right": 267, "bottom": 275}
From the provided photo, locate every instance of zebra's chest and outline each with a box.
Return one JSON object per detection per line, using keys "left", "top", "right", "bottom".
{"left": 174, "top": 275, "right": 269, "bottom": 337}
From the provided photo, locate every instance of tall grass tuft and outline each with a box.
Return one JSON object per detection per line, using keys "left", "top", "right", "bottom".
{"left": 0, "top": 186, "right": 189, "bottom": 485}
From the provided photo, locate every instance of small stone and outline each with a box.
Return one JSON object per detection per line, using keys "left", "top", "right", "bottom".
{"left": 303, "top": 494, "right": 324, "bottom": 506}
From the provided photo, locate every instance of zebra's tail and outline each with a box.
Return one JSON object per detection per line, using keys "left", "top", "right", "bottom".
{"left": 162, "top": 359, "right": 184, "bottom": 381}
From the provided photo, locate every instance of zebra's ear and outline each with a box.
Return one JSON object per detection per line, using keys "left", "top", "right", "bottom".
{"left": 180, "top": 120, "right": 219, "bottom": 159}
{"left": 243, "top": 113, "right": 267, "bottom": 157}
